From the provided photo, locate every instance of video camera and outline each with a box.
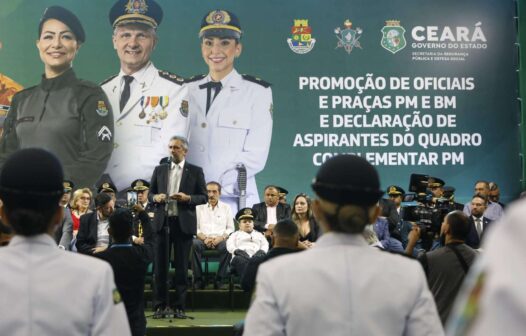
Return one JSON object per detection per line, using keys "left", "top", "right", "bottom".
{"left": 402, "top": 174, "right": 457, "bottom": 250}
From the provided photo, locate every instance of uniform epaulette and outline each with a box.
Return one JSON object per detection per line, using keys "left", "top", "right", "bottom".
{"left": 100, "top": 74, "right": 118, "bottom": 86}
{"left": 242, "top": 74, "right": 271, "bottom": 88}
{"left": 158, "top": 70, "right": 185, "bottom": 85}
{"left": 185, "top": 74, "right": 206, "bottom": 83}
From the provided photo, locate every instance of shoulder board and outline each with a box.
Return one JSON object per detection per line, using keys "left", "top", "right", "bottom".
{"left": 100, "top": 74, "right": 118, "bottom": 86}
{"left": 242, "top": 74, "right": 271, "bottom": 88}
{"left": 185, "top": 74, "right": 206, "bottom": 83}
{"left": 158, "top": 70, "right": 185, "bottom": 85}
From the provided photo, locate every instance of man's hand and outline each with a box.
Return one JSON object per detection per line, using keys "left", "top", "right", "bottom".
{"left": 170, "top": 192, "right": 191, "bottom": 203}
{"left": 405, "top": 224, "right": 421, "bottom": 256}
{"left": 154, "top": 193, "right": 167, "bottom": 203}
{"left": 132, "top": 203, "right": 144, "bottom": 213}
{"left": 133, "top": 237, "right": 144, "bottom": 245}
{"left": 211, "top": 236, "right": 224, "bottom": 247}
{"left": 197, "top": 233, "right": 207, "bottom": 241}
{"left": 92, "top": 246, "right": 107, "bottom": 254}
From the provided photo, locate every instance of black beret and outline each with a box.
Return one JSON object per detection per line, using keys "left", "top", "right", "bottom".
{"left": 199, "top": 10, "right": 242, "bottom": 39}
{"left": 109, "top": 0, "right": 163, "bottom": 29}
{"left": 0, "top": 148, "right": 63, "bottom": 198}
{"left": 311, "top": 155, "right": 383, "bottom": 206}
{"left": 39, "top": 6, "right": 85, "bottom": 43}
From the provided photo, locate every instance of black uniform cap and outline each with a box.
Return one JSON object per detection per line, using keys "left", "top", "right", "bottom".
{"left": 387, "top": 185, "right": 405, "bottom": 196}
{"left": 428, "top": 177, "right": 445, "bottom": 188}
{"left": 110, "top": 0, "right": 163, "bottom": 29}
{"left": 131, "top": 179, "right": 150, "bottom": 191}
{"left": 311, "top": 155, "right": 383, "bottom": 206}
{"left": 199, "top": 10, "right": 242, "bottom": 39}
{"left": 63, "top": 180, "right": 74, "bottom": 193}
{"left": 98, "top": 181, "right": 117, "bottom": 194}
{"left": 0, "top": 148, "right": 64, "bottom": 202}
{"left": 39, "top": 6, "right": 86, "bottom": 43}
{"left": 236, "top": 207, "right": 255, "bottom": 221}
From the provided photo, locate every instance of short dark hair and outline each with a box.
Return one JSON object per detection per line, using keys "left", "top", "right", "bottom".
{"left": 207, "top": 181, "right": 222, "bottom": 193}
{"left": 273, "top": 219, "right": 299, "bottom": 238}
{"left": 95, "top": 192, "right": 112, "bottom": 208}
{"left": 446, "top": 210, "right": 470, "bottom": 240}
{"left": 264, "top": 185, "right": 279, "bottom": 192}
{"left": 109, "top": 208, "right": 133, "bottom": 242}
{"left": 472, "top": 193, "right": 488, "bottom": 205}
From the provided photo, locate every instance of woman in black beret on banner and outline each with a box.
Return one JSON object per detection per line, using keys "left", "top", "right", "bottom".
{"left": 0, "top": 6, "right": 114, "bottom": 190}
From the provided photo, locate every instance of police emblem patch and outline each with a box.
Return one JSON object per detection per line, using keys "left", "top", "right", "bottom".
{"left": 381, "top": 20, "right": 406, "bottom": 54}
{"left": 206, "top": 10, "right": 231, "bottom": 25}
{"left": 287, "top": 19, "right": 316, "bottom": 54}
{"left": 98, "top": 126, "right": 112, "bottom": 142}
{"left": 96, "top": 100, "right": 109, "bottom": 117}
{"left": 113, "top": 288, "right": 122, "bottom": 304}
{"left": 334, "top": 20, "right": 363, "bottom": 54}
{"left": 125, "top": 0, "right": 148, "bottom": 15}
{"left": 180, "top": 100, "right": 189, "bottom": 117}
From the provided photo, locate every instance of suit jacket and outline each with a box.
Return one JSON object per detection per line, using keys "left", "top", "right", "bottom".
{"left": 466, "top": 216, "right": 492, "bottom": 249}
{"left": 76, "top": 212, "right": 110, "bottom": 255}
{"left": 149, "top": 161, "right": 207, "bottom": 234}
{"left": 252, "top": 202, "right": 291, "bottom": 232}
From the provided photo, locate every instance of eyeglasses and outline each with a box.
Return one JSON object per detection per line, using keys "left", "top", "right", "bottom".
{"left": 80, "top": 197, "right": 91, "bottom": 200}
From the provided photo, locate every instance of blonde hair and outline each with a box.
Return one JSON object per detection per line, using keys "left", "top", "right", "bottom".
{"left": 69, "top": 188, "right": 93, "bottom": 210}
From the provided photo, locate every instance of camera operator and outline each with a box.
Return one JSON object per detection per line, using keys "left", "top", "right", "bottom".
{"left": 406, "top": 210, "right": 478, "bottom": 325}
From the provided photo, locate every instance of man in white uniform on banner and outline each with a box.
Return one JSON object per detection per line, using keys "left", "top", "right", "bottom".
{"left": 101, "top": 0, "right": 189, "bottom": 192}
{"left": 186, "top": 9, "right": 273, "bottom": 214}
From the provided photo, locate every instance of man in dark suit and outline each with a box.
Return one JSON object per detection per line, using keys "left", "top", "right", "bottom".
{"left": 97, "top": 205, "right": 154, "bottom": 336}
{"left": 149, "top": 136, "right": 207, "bottom": 318}
{"left": 466, "top": 194, "right": 492, "bottom": 249}
{"left": 76, "top": 193, "right": 115, "bottom": 255}
{"left": 252, "top": 185, "right": 291, "bottom": 233}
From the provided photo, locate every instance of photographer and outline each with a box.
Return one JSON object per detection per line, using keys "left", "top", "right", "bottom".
{"left": 406, "top": 210, "right": 478, "bottom": 325}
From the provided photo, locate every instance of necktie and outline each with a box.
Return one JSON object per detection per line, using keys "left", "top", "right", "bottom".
{"left": 120, "top": 75, "right": 134, "bottom": 112}
{"left": 167, "top": 164, "right": 180, "bottom": 217}
{"left": 475, "top": 218, "right": 482, "bottom": 238}
{"left": 199, "top": 81, "right": 222, "bottom": 114}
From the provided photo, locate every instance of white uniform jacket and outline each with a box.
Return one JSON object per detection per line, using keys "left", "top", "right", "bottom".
{"left": 0, "top": 234, "right": 131, "bottom": 336}
{"left": 226, "top": 230, "right": 269, "bottom": 258}
{"left": 186, "top": 69, "right": 273, "bottom": 212}
{"left": 101, "top": 62, "right": 189, "bottom": 192}
{"left": 244, "top": 232, "right": 444, "bottom": 336}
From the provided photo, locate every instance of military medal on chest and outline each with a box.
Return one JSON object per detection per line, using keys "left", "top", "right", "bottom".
{"left": 147, "top": 96, "right": 159, "bottom": 124}
{"left": 159, "top": 96, "right": 169, "bottom": 120}
{"left": 139, "top": 96, "right": 149, "bottom": 119}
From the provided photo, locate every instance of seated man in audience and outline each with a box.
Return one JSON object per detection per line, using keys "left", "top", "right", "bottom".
{"left": 463, "top": 180, "right": 503, "bottom": 221}
{"left": 407, "top": 210, "right": 478, "bottom": 325}
{"left": 129, "top": 179, "right": 157, "bottom": 246}
{"left": 193, "top": 181, "right": 234, "bottom": 289}
{"left": 76, "top": 193, "right": 115, "bottom": 255}
{"left": 241, "top": 219, "right": 301, "bottom": 293}
{"left": 55, "top": 180, "right": 74, "bottom": 249}
{"left": 489, "top": 181, "right": 505, "bottom": 209}
{"left": 465, "top": 194, "right": 493, "bottom": 249}
{"left": 97, "top": 205, "right": 154, "bottom": 336}
{"left": 227, "top": 208, "right": 269, "bottom": 277}
{"left": 252, "top": 185, "right": 291, "bottom": 234}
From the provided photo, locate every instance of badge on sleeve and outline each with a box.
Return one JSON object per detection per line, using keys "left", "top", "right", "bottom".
{"left": 96, "top": 101, "right": 109, "bottom": 117}
{"left": 269, "top": 103, "right": 273, "bottom": 119}
{"left": 112, "top": 288, "right": 122, "bottom": 304}
{"left": 98, "top": 126, "right": 113, "bottom": 142}
{"left": 179, "top": 100, "right": 189, "bottom": 117}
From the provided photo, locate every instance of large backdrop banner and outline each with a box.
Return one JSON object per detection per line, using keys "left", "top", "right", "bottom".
{"left": 0, "top": 0, "right": 520, "bottom": 204}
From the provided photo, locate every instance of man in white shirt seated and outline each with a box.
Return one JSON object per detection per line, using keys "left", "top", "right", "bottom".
{"left": 193, "top": 181, "right": 235, "bottom": 289}
{"left": 76, "top": 193, "right": 115, "bottom": 255}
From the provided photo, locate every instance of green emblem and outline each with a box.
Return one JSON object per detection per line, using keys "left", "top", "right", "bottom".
{"left": 381, "top": 20, "right": 406, "bottom": 54}
{"left": 113, "top": 288, "right": 122, "bottom": 304}
{"left": 334, "top": 20, "right": 362, "bottom": 54}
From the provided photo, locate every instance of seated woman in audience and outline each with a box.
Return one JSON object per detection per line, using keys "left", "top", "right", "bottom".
{"left": 291, "top": 193, "right": 320, "bottom": 249}
{"left": 69, "top": 188, "right": 92, "bottom": 238}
